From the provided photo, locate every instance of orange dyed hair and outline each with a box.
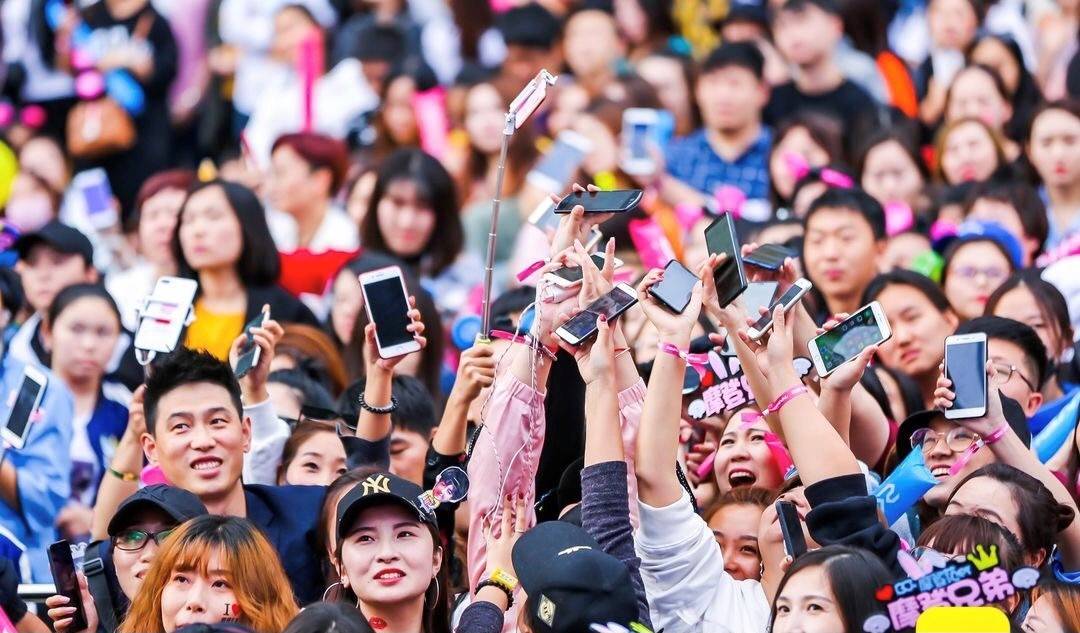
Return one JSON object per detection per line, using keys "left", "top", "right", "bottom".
{"left": 118, "top": 515, "right": 298, "bottom": 633}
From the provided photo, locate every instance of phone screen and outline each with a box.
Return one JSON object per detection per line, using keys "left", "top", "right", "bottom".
{"left": 749, "top": 283, "right": 806, "bottom": 332}
{"left": 814, "top": 305, "right": 887, "bottom": 374}
{"left": 650, "top": 260, "right": 699, "bottom": 313}
{"left": 776, "top": 501, "right": 807, "bottom": 558}
{"left": 551, "top": 253, "right": 608, "bottom": 283}
{"left": 559, "top": 286, "right": 638, "bottom": 342}
{"left": 628, "top": 122, "right": 650, "bottom": 160}
{"left": 946, "top": 338, "right": 987, "bottom": 412}
{"left": 704, "top": 215, "right": 747, "bottom": 306}
{"left": 528, "top": 136, "right": 589, "bottom": 191}
{"left": 555, "top": 190, "right": 643, "bottom": 213}
{"left": 48, "top": 541, "right": 87, "bottom": 631}
{"left": 4, "top": 374, "right": 43, "bottom": 442}
{"left": 745, "top": 243, "right": 795, "bottom": 270}
{"left": 365, "top": 277, "right": 413, "bottom": 348}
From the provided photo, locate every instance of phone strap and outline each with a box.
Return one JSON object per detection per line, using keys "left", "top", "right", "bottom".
{"left": 84, "top": 542, "right": 120, "bottom": 633}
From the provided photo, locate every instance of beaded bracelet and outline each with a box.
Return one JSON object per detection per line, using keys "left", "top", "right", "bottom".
{"left": 358, "top": 394, "right": 399, "bottom": 415}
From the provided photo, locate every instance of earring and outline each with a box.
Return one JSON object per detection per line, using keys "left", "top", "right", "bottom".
{"left": 432, "top": 577, "right": 440, "bottom": 605}
{"left": 322, "top": 581, "right": 342, "bottom": 602}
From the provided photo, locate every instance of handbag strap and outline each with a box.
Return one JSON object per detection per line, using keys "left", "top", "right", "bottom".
{"left": 84, "top": 542, "right": 120, "bottom": 633}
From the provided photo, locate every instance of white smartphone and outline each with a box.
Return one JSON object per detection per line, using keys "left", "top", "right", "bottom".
{"left": 747, "top": 278, "right": 813, "bottom": 341}
{"left": 359, "top": 266, "right": 421, "bottom": 359}
{"left": 620, "top": 108, "right": 659, "bottom": 175}
{"left": 944, "top": 333, "right": 988, "bottom": 420}
{"left": 719, "top": 281, "right": 778, "bottom": 354}
{"left": 528, "top": 199, "right": 560, "bottom": 232}
{"left": 555, "top": 283, "right": 638, "bottom": 345}
{"left": 0, "top": 366, "right": 47, "bottom": 450}
{"left": 544, "top": 252, "right": 624, "bottom": 288}
{"left": 807, "top": 301, "right": 892, "bottom": 377}
{"left": 526, "top": 129, "right": 593, "bottom": 193}
{"left": 134, "top": 277, "right": 199, "bottom": 355}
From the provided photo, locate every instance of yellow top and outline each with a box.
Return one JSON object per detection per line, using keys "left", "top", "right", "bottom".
{"left": 184, "top": 300, "right": 244, "bottom": 360}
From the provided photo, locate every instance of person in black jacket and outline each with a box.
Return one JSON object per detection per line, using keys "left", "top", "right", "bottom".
{"left": 172, "top": 179, "right": 318, "bottom": 361}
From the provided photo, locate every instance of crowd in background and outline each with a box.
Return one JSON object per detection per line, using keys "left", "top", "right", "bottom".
{"left": 1, "top": 0, "right": 1080, "bottom": 631}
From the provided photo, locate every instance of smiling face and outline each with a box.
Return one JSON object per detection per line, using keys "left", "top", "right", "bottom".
{"left": 713, "top": 418, "right": 784, "bottom": 494}
{"left": 943, "top": 241, "right": 1012, "bottom": 320}
{"left": 920, "top": 417, "right": 996, "bottom": 508}
{"left": 111, "top": 509, "right": 174, "bottom": 599}
{"left": 707, "top": 502, "right": 765, "bottom": 581}
{"left": 280, "top": 430, "right": 347, "bottom": 486}
{"left": 876, "top": 284, "right": 957, "bottom": 381}
{"left": 772, "top": 565, "right": 845, "bottom": 633}
{"left": 159, "top": 551, "right": 238, "bottom": 633}
{"left": 339, "top": 504, "right": 441, "bottom": 608}
{"left": 142, "top": 383, "right": 250, "bottom": 506}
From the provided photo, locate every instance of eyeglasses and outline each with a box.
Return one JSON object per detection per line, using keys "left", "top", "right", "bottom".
{"left": 910, "top": 546, "right": 968, "bottom": 566}
{"left": 112, "top": 527, "right": 175, "bottom": 551}
{"left": 952, "top": 266, "right": 1009, "bottom": 283}
{"left": 990, "top": 362, "right": 1036, "bottom": 392}
{"left": 910, "top": 427, "right": 980, "bottom": 454}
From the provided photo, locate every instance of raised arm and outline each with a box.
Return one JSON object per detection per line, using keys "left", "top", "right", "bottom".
{"left": 354, "top": 298, "right": 426, "bottom": 441}
{"left": 91, "top": 386, "right": 144, "bottom": 539}
{"left": 432, "top": 345, "right": 496, "bottom": 459}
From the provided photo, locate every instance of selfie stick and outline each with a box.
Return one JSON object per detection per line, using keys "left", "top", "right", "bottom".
{"left": 478, "top": 69, "right": 558, "bottom": 343}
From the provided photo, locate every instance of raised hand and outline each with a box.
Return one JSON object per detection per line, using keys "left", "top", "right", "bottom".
{"left": 637, "top": 267, "right": 702, "bottom": 340}
{"left": 228, "top": 305, "right": 284, "bottom": 403}
{"left": 549, "top": 183, "right": 614, "bottom": 257}
{"left": 452, "top": 344, "right": 497, "bottom": 403}
{"left": 483, "top": 494, "right": 528, "bottom": 577}
{"left": 933, "top": 362, "right": 1003, "bottom": 437}
{"left": 364, "top": 296, "right": 427, "bottom": 372}
{"left": 817, "top": 314, "right": 877, "bottom": 391}
{"left": 740, "top": 242, "right": 799, "bottom": 293}
{"left": 571, "top": 313, "right": 618, "bottom": 386}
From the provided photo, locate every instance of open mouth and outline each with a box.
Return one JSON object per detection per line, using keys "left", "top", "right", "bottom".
{"left": 728, "top": 469, "right": 757, "bottom": 488}
{"left": 190, "top": 456, "right": 223, "bottom": 472}
{"left": 374, "top": 568, "right": 405, "bottom": 584}
{"left": 930, "top": 465, "right": 952, "bottom": 479}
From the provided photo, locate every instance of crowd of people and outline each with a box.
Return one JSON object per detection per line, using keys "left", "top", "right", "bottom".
{"left": 1, "top": 0, "right": 1080, "bottom": 631}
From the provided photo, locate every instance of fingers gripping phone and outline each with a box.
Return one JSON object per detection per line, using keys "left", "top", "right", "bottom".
{"left": 359, "top": 266, "right": 421, "bottom": 359}
{"left": 0, "top": 366, "right": 47, "bottom": 450}
{"left": 704, "top": 213, "right": 748, "bottom": 308}
{"left": 944, "top": 333, "right": 988, "bottom": 419}
{"left": 776, "top": 501, "right": 807, "bottom": 559}
{"left": 545, "top": 252, "right": 624, "bottom": 288}
{"left": 649, "top": 260, "right": 700, "bottom": 313}
{"left": 234, "top": 309, "right": 269, "bottom": 378}
{"left": 808, "top": 302, "right": 892, "bottom": 377}
{"left": 555, "top": 283, "right": 639, "bottom": 345}
{"left": 746, "top": 279, "right": 812, "bottom": 341}
{"left": 49, "top": 540, "right": 88, "bottom": 631}
{"left": 134, "top": 277, "right": 198, "bottom": 360}
{"left": 554, "top": 189, "right": 643, "bottom": 214}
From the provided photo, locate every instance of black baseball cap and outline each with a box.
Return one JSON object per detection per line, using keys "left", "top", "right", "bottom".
{"left": 896, "top": 395, "right": 1031, "bottom": 461}
{"left": 719, "top": 2, "right": 768, "bottom": 29}
{"left": 14, "top": 220, "right": 93, "bottom": 265}
{"left": 512, "top": 521, "right": 640, "bottom": 633}
{"left": 337, "top": 471, "right": 438, "bottom": 541}
{"left": 107, "top": 484, "right": 208, "bottom": 536}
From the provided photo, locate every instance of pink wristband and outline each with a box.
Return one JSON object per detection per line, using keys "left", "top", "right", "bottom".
{"left": 490, "top": 330, "right": 557, "bottom": 360}
{"left": 982, "top": 423, "right": 1009, "bottom": 446}
{"left": 658, "top": 342, "right": 709, "bottom": 377}
{"left": 766, "top": 385, "right": 808, "bottom": 415}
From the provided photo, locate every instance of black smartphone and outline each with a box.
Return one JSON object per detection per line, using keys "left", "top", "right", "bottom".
{"left": 776, "top": 501, "right": 807, "bottom": 559}
{"left": 554, "top": 189, "right": 644, "bottom": 214}
{"left": 555, "top": 283, "right": 639, "bottom": 345}
{"left": 704, "top": 214, "right": 747, "bottom": 307}
{"left": 234, "top": 311, "right": 267, "bottom": 378}
{"left": 649, "top": 260, "right": 699, "bottom": 313}
{"left": 48, "top": 540, "right": 87, "bottom": 631}
{"left": 744, "top": 243, "right": 797, "bottom": 271}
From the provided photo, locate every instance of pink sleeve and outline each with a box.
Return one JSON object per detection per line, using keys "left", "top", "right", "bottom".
{"left": 467, "top": 374, "right": 546, "bottom": 595}
{"left": 618, "top": 379, "right": 646, "bottom": 529}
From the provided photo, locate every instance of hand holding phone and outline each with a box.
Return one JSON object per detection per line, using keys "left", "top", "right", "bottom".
{"left": 649, "top": 260, "right": 700, "bottom": 313}
{"left": 554, "top": 189, "right": 643, "bottom": 214}
{"left": 744, "top": 243, "right": 797, "bottom": 271}
{"left": 747, "top": 279, "right": 812, "bottom": 340}
{"left": 943, "top": 333, "right": 988, "bottom": 419}
{"left": 808, "top": 302, "right": 891, "bottom": 377}
{"left": 359, "top": 267, "right": 424, "bottom": 360}
{"left": 233, "top": 307, "right": 269, "bottom": 379}
{"left": 776, "top": 501, "right": 807, "bottom": 559}
{"left": 134, "top": 277, "right": 198, "bottom": 359}
{"left": 48, "top": 541, "right": 88, "bottom": 632}
{"left": 704, "top": 214, "right": 748, "bottom": 308}
{"left": 555, "top": 283, "right": 638, "bottom": 345}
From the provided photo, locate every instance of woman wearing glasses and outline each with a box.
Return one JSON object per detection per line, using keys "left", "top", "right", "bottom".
{"left": 46, "top": 485, "right": 209, "bottom": 632}
{"left": 941, "top": 236, "right": 1017, "bottom": 322}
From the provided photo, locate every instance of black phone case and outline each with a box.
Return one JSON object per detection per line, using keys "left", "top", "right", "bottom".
{"left": 553, "top": 190, "right": 643, "bottom": 214}
{"left": 744, "top": 244, "right": 794, "bottom": 271}
{"left": 48, "top": 541, "right": 87, "bottom": 631}
{"left": 650, "top": 263, "right": 697, "bottom": 313}
{"left": 776, "top": 503, "right": 807, "bottom": 559}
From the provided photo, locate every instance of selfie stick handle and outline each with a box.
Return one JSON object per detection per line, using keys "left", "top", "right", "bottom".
{"left": 478, "top": 70, "right": 557, "bottom": 344}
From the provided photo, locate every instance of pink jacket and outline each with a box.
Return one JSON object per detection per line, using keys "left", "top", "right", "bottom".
{"left": 466, "top": 372, "right": 645, "bottom": 616}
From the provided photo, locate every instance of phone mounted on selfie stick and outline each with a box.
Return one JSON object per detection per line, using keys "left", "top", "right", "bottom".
{"left": 477, "top": 69, "right": 558, "bottom": 345}
{"left": 133, "top": 288, "right": 197, "bottom": 367}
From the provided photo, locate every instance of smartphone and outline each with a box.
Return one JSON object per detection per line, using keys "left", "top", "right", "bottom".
{"left": 0, "top": 366, "right": 47, "bottom": 450}
{"left": 544, "top": 253, "right": 624, "bottom": 287}
{"left": 554, "top": 189, "right": 643, "bottom": 214}
{"left": 620, "top": 108, "right": 658, "bottom": 176}
{"left": 776, "top": 501, "right": 807, "bottom": 559}
{"left": 555, "top": 283, "right": 639, "bottom": 345}
{"left": 808, "top": 302, "right": 892, "bottom": 377}
{"left": 944, "top": 333, "right": 988, "bottom": 419}
{"left": 527, "top": 130, "right": 593, "bottom": 193}
{"left": 359, "top": 266, "right": 421, "bottom": 359}
{"left": 528, "top": 199, "right": 560, "bottom": 233}
{"left": 747, "top": 279, "right": 813, "bottom": 340}
{"left": 704, "top": 213, "right": 748, "bottom": 307}
{"left": 744, "top": 243, "right": 797, "bottom": 271}
{"left": 649, "top": 260, "right": 700, "bottom": 313}
{"left": 233, "top": 310, "right": 268, "bottom": 379}
{"left": 72, "top": 168, "right": 118, "bottom": 231}
{"left": 134, "top": 277, "right": 198, "bottom": 356}
{"left": 717, "top": 281, "right": 779, "bottom": 354}
{"left": 48, "top": 540, "right": 87, "bottom": 632}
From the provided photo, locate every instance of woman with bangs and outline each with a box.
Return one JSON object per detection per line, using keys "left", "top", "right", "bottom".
{"left": 119, "top": 515, "right": 297, "bottom": 633}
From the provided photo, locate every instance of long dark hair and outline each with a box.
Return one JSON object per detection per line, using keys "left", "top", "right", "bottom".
{"left": 172, "top": 180, "right": 281, "bottom": 287}
{"left": 360, "top": 149, "right": 464, "bottom": 278}
{"left": 769, "top": 545, "right": 892, "bottom": 633}
{"left": 986, "top": 270, "right": 1074, "bottom": 359}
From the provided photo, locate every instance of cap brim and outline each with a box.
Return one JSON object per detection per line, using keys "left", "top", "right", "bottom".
{"left": 337, "top": 492, "right": 432, "bottom": 542}
{"left": 108, "top": 498, "right": 187, "bottom": 536}
{"left": 13, "top": 233, "right": 47, "bottom": 260}
{"left": 512, "top": 521, "right": 600, "bottom": 594}
{"left": 896, "top": 409, "right": 946, "bottom": 460}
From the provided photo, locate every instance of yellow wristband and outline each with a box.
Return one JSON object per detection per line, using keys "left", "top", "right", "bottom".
{"left": 108, "top": 466, "right": 138, "bottom": 481}
{"left": 488, "top": 568, "right": 518, "bottom": 592}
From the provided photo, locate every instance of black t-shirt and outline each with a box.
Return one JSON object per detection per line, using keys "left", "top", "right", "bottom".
{"left": 765, "top": 79, "right": 879, "bottom": 133}
{"left": 244, "top": 484, "right": 327, "bottom": 605}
